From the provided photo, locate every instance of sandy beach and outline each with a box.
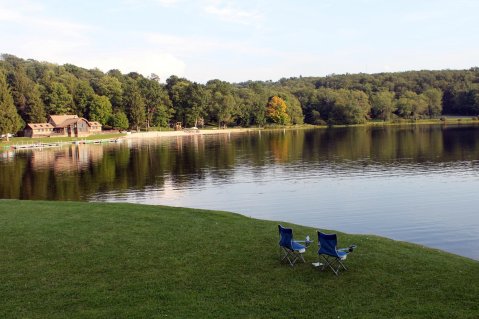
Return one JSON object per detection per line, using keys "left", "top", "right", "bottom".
{"left": 122, "top": 128, "right": 255, "bottom": 139}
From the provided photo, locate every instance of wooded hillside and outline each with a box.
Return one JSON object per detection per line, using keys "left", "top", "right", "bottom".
{"left": 1, "top": 54, "right": 478, "bottom": 134}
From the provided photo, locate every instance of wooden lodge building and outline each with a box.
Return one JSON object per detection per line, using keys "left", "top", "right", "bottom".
{"left": 23, "top": 123, "right": 55, "bottom": 138}
{"left": 24, "top": 115, "right": 102, "bottom": 138}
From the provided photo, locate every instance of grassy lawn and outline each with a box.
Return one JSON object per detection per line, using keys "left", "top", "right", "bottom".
{"left": 0, "top": 133, "right": 126, "bottom": 148}
{"left": 0, "top": 200, "right": 477, "bottom": 318}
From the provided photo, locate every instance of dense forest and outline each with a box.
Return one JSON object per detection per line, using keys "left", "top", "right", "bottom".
{"left": 1, "top": 54, "right": 479, "bottom": 135}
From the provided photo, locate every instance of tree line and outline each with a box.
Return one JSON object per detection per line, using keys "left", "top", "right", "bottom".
{"left": 1, "top": 53, "right": 479, "bottom": 135}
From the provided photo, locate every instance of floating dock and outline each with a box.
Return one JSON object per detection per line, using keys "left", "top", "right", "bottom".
{"left": 10, "top": 138, "right": 122, "bottom": 150}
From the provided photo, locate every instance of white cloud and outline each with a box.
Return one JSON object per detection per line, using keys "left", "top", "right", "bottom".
{"left": 402, "top": 10, "right": 446, "bottom": 22}
{"left": 79, "top": 51, "right": 187, "bottom": 82}
{"left": 203, "top": 0, "right": 262, "bottom": 26}
{"left": 0, "top": 6, "right": 22, "bottom": 21}
{"left": 121, "top": 0, "right": 181, "bottom": 8}
{"left": 0, "top": 1, "right": 92, "bottom": 36}
{"left": 0, "top": 1, "right": 185, "bottom": 81}
{"left": 154, "top": 0, "right": 181, "bottom": 6}
{"left": 0, "top": 0, "right": 93, "bottom": 54}
{"left": 0, "top": 1, "right": 94, "bottom": 67}
{"left": 144, "top": 32, "right": 272, "bottom": 56}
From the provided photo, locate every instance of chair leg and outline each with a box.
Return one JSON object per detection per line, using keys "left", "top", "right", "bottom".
{"left": 280, "top": 248, "right": 304, "bottom": 267}
{"left": 319, "top": 255, "right": 347, "bottom": 276}
{"left": 337, "top": 259, "right": 348, "bottom": 271}
{"left": 280, "top": 247, "right": 289, "bottom": 262}
{"left": 298, "top": 252, "right": 305, "bottom": 263}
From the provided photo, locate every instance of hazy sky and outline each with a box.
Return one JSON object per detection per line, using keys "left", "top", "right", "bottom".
{"left": 1, "top": 0, "right": 478, "bottom": 83}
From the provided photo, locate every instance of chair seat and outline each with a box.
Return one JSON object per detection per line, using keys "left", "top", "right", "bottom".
{"left": 319, "top": 249, "right": 347, "bottom": 258}
{"left": 337, "top": 250, "right": 348, "bottom": 260}
{"left": 278, "top": 225, "right": 309, "bottom": 266}
{"left": 291, "top": 241, "right": 306, "bottom": 252}
{"left": 317, "top": 231, "right": 355, "bottom": 275}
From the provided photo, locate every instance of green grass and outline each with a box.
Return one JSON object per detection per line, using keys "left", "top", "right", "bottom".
{"left": 0, "top": 133, "right": 125, "bottom": 148}
{"left": 0, "top": 200, "right": 478, "bottom": 318}
{"left": 139, "top": 127, "right": 175, "bottom": 132}
{"left": 377, "top": 118, "right": 479, "bottom": 126}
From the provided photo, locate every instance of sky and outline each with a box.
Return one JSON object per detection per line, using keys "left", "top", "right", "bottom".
{"left": 1, "top": 0, "right": 478, "bottom": 83}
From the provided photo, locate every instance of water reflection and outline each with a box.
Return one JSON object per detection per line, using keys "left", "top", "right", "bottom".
{"left": 1, "top": 125, "right": 479, "bottom": 260}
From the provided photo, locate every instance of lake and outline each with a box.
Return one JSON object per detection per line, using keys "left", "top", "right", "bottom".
{"left": 1, "top": 125, "right": 479, "bottom": 260}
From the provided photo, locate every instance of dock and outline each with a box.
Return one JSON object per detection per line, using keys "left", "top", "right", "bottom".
{"left": 10, "top": 138, "right": 123, "bottom": 150}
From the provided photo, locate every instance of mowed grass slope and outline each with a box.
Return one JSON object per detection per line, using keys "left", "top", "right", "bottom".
{"left": 0, "top": 200, "right": 478, "bottom": 318}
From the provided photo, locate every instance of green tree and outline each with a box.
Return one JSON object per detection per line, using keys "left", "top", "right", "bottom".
{"left": 6, "top": 64, "right": 46, "bottom": 123}
{"left": 217, "top": 94, "right": 235, "bottom": 127}
{"left": 329, "top": 89, "right": 370, "bottom": 124}
{"left": 234, "top": 87, "right": 263, "bottom": 127}
{"left": 396, "top": 91, "right": 428, "bottom": 119}
{"left": 89, "top": 94, "right": 112, "bottom": 125}
{"left": 94, "top": 75, "right": 123, "bottom": 110}
{"left": 73, "top": 80, "right": 95, "bottom": 117}
{"left": 252, "top": 99, "right": 266, "bottom": 127}
{"left": 184, "top": 83, "right": 207, "bottom": 127}
{"left": 26, "top": 85, "right": 46, "bottom": 122}
{"left": 6, "top": 65, "right": 29, "bottom": 119}
{"left": 111, "top": 110, "right": 129, "bottom": 130}
{"left": 396, "top": 92, "right": 414, "bottom": 118}
{"left": 124, "top": 81, "right": 145, "bottom": 131}
{"left": 422, "top": 88, "right": 443, "bottom": 118}
{"left": 247, "top": 84, "right": 270, "bottom": 127}
{"left": 206, "top": 80, "right": 237, "bottom": 128}
{"left": 412, "top": 94, "right": 428, "bottom": 118}
{"left": 0, "top": 72, "right": 23, "bottom": 138}
{"left": 309, "top": 88, "right": 370, "bottom": 125}
{"left": 138, "top": 77, "right": 172, "bottom": 130}
{"left": 166, "top": 75, "right": 191, "bottom": 125}
{"left": 298, "top": 88, "right": 327, "bottom": 125}
{"left": 154, "top": 103, "right": 175, "bottom": 127}
{"left": 371, "top": 91, "right": 396, "bottom": 121}
{"left": 278, "top": 92, "right": 303, "bottom": 125}
{"left": 42, "top": 82, "right": 73, "bottom": 115}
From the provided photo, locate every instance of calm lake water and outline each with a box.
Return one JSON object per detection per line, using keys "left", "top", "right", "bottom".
{"left": 1, "top": 125, "right": 479, "bottom": 260}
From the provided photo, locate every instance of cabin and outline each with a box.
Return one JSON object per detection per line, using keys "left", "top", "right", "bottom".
{"left": 23, "top": 115, "right": 103, "bottom": 138}
{"left": 24, "top": 123, "right": 55, "bottom": 138}
{"left": 52, "top": 117, "right": 91, "bottom": 137}
{"left": 88, "top": 121, "right": 102, "bottom": 134}
{"left": 48, "top": 115, "right": 79, "bottom": 127}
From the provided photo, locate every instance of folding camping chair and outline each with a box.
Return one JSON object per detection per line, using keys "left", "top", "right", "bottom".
{"left": 317, "top": 231, "right": 356, "bottom": 275}
{"left": 278, "top": 225, "right": 311, "bottom": 266}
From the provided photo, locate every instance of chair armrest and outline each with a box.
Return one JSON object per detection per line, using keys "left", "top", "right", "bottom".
{"left": 296, "top": 240, "right": 314, "bottom": 247}
{"left": 338, "top": 245, "right": 357, "bottom": 252}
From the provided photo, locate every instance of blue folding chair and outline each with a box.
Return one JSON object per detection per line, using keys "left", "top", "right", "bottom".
{"left": 317, "top": 231, "right": 356, "bottom": 275}
{"left": 278, "top": 225, "right": 311, "bottom": 266}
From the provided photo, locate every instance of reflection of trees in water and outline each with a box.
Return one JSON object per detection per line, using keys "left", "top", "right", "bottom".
{"left": 1, "top": 125, "right": 479, "bottom": 200}
{"left": 303, "top": 125, "right": 479, "bottom": 164}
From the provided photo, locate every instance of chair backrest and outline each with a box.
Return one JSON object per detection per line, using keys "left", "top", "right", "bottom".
{"left": 278, "top": 225, "right": 293, "bottom": 250}
{"left": 318, "top": 232, "right": 340, "bottom": 257}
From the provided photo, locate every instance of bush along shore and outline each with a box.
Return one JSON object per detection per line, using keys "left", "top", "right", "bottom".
{"left": 0, "top": 200, "right": 478, "bottom": 318}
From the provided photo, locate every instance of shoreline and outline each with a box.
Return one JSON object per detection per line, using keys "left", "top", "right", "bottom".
{"left": 3, "top": 120, "right": 479, "bottom": 150}
{"left": 122, "top": 127, "right": 256, "bottom": 139}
